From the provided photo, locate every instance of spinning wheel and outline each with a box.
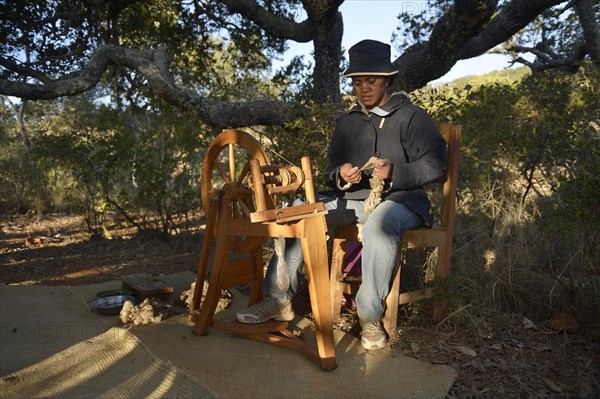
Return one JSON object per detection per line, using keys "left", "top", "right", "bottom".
{"left": 190, "top": 129, "right": 337, "bottom": 371}
{"left": 201, "top": 129, "right": 274, "bottom": 252}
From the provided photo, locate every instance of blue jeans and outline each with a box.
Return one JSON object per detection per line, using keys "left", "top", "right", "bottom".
{"left": 262, "top": 194, "right": 423, "bottom": 323}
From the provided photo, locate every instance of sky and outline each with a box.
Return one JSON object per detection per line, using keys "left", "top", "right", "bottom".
{"left": 280, "top": 0, "right": 519, "bottom": 84}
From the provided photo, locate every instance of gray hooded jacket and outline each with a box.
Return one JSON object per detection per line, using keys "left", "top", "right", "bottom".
{"left": 322, "top": 92, "right": 446, "bottom": 226}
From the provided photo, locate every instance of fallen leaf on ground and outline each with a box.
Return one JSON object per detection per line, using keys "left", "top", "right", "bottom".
{"left": 455, "top": 345, "right": 477, "bottom": 357}
{"left": 542, "top": 377, "right": 562, "bottom": 393}
{"left": 25, "top": 236, "right": 44, "bottom": 246}
{"left": 522, "top": 317, "right": 537, "bottom": 329}
{"left": 542, "top": 312, "right": 580, "bottom": 334}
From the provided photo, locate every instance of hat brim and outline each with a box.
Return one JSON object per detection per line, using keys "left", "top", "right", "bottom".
{"left": 343, "top": 70, "right": 399, "bottom": 78}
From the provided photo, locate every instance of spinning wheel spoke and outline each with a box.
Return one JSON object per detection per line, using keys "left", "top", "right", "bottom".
{"left": 236, "top": 161, "right": 251, "bottom": 185}
{"left": 236, "top": 198, "right": 253, "bottom": 218}
{"left": 214, "top": 161, "right": 231, "bottom": 184}
{"left": 228, "top": 143, "right": 236, "bottom": 182}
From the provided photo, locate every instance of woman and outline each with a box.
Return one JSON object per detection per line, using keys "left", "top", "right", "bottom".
{"left": 236, "top": 39, "right": 446, "bottom": 351}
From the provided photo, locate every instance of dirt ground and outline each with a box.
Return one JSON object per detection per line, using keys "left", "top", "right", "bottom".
{"left": 1, "top": 214, "right": 599, "bottom": 398}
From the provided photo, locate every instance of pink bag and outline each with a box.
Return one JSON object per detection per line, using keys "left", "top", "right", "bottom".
{"left": 343, "top": 241, "right": 362, "bottom": 277}
{"left": 341, "top": 241, "right": 362, "bottom": 309}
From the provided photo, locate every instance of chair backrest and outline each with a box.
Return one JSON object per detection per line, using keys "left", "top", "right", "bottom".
{"left": 436, "top": 123, "right": 461, "bottom": 232}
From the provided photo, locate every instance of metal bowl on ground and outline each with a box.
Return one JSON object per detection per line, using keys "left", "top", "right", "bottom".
{"left": 95, "top": 289, "right": 136, "bottom": 298}
{"left": 91, "top": 294, "right": 136, "bottom": 316}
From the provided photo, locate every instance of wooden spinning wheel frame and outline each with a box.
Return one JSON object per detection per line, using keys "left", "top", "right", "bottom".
{"left": 190, "top": 129, "right": 337, "bottom": 371}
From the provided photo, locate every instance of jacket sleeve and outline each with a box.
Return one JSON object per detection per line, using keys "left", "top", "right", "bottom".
{"left": 323, "top": 122, "right": 346, "bottom": 190}
{"left": 391, "top": 107, "right": 446, "bottom": 190}
{"left": 322, "top": 119, "right": 372, "bottom": 192}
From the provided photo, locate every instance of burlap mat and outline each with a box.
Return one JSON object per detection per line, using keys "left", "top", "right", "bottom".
{"left": 1, "top": 272, "right": 457, "bottom": 398}
{"left": 0, "top": 328, "right": 217, "bottom": 399}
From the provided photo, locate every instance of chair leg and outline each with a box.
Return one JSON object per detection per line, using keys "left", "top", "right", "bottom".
{"left": 329, "top": 238, "right": 346, "bottom": 319}
{"left": 432, "top": 245, "right": 451, "bottom": 322}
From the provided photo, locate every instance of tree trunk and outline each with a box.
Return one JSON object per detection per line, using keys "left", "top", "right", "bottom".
{"left": 310, "top": 10, "right": 343, "bottom": 104}
{"left": 574, "top": 0, "right": 600, "bottom": 66}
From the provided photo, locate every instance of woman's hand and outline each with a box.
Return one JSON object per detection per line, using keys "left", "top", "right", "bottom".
{"left": 373, "top": 159, "right": 392, "bottom": 180}
{"left": 340, "top": 163, "right": 362, "bottom": 184}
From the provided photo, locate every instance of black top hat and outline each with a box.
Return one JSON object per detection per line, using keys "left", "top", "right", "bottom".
{"left": 343, "top": 39, "right": 399, "bottom": 77}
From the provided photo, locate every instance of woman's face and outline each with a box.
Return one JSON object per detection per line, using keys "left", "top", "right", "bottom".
{"left": 351, "top": 76, "right": 390, "bottom": 110}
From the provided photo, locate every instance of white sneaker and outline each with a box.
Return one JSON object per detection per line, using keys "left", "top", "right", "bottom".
{"left": 360, "top": 320, "right": 388, "bottom": 350}
{"left": 236, "top": 296, "right": 295, "bottom": 324}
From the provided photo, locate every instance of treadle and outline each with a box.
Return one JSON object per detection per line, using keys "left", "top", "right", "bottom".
{"left": 212, "top": 319, "right": 289, "bottom": 334}
{"left": 212, "top": 320, "right": 337, "bottom": 372}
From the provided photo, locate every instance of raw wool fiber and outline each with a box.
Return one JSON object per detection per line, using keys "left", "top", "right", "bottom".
{"left": 119, "top": 297, "right": 174, "bottom": 326}
{"left": 361, "top": 156, "right": 384, "bottom": 215}
{"left": 178, "top": 281, "right": 233, "bottom": 314}
{"left": 365, "top": 175, "right": 384, "bottom": 215}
